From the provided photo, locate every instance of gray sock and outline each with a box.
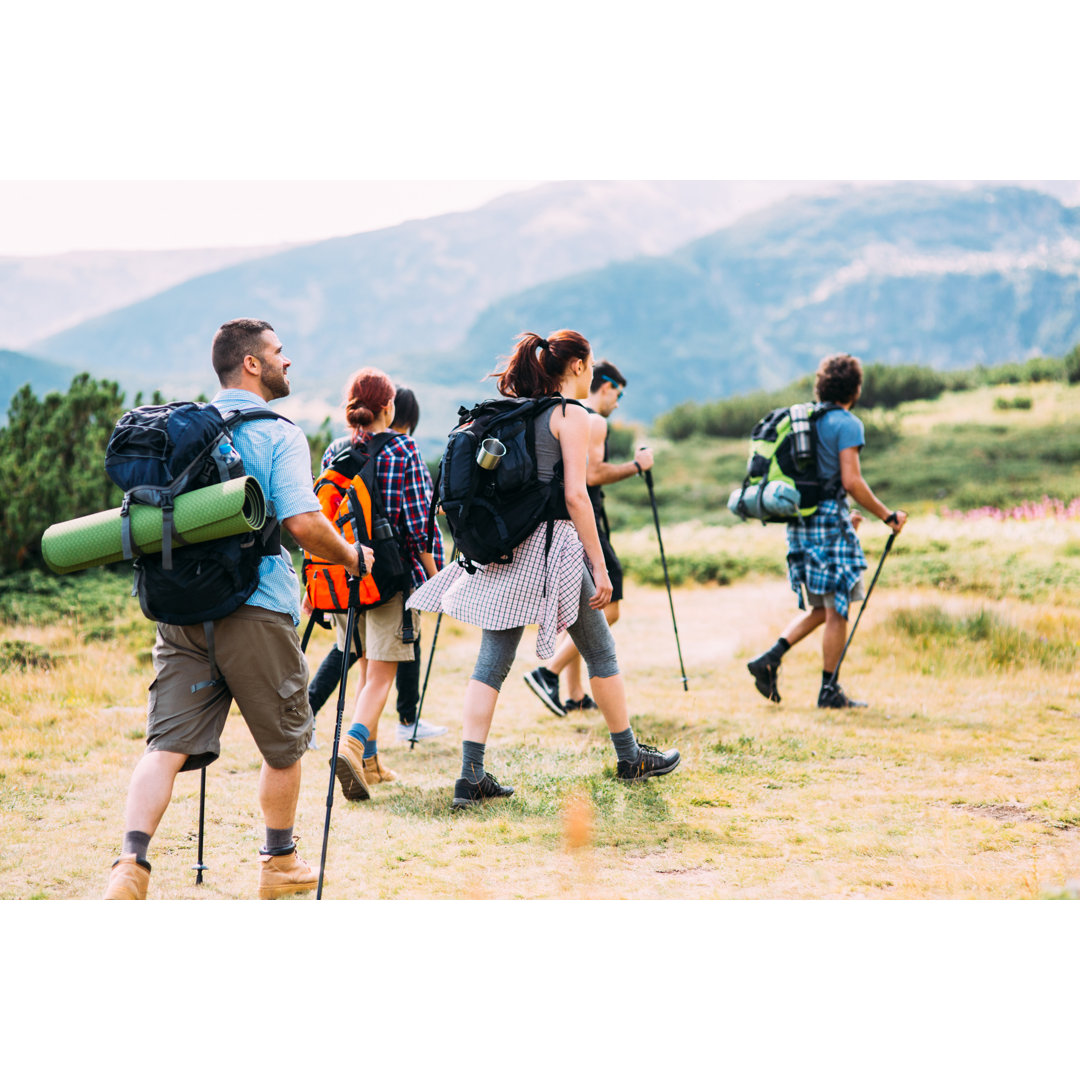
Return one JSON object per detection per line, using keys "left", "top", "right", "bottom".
{"left": 610, "top": 726, "right": 640, "bottom": 764}
{"left": 461, "top": 740, "right": 486, "bottom": 782}
{"left": 121, "top": 830, "right": 151, "bottom": 861}
{"left": 264, "top": 827, "right": 295, "bottom": 855}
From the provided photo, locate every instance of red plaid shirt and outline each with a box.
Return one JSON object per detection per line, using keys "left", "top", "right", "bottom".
{"left": 321, "top": 432, "right": 444, "bottom": 592}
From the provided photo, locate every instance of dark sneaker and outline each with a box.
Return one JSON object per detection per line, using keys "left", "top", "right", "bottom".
{"left": 563, "top": 694, "right": 597, "bottom": 711}
{"left": 452, "top": 772, "right": 514, "bottom": 809}
{"left": 616, "top": 743, "right": 681, "bottom": 781}
{"left": 747, "top": 652, "right": 781, "bottom": 703}
{"left": 524, "top": 667, "right": 566, "bottom": 717}
{"left": 817, "top": 682, "right": 868, "bottom": 709}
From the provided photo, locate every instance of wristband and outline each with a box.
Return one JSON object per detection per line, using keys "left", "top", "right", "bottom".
{"left": 884, "top": 511, "right": 898, "bottom": 526}
{"left": 634, "top": 461, "right": 643, "bottom": 475}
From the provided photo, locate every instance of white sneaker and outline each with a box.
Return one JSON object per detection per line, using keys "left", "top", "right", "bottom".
{"left": 397, "top": 719, "right": 449, "bottom": 741}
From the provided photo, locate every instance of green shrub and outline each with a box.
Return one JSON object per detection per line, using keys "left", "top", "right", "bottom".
{"left": 0, "top": 640, "right": 57, "bottom": 672}
{"left": 858, "top": 364, "right": 947, "bottom": 409}
{"left": 607, "top": 423, "right": 636, "bottom": 459}
{"left": 890, "top": 606, "right": 1078, "bottom": 670}
{"left": 1065, "top": 343, "right": 1080, "bottom": 385}
{"left": 0, "top": 566, "right": 132, "bottom": 626}
{"left": 994, "top": 395, "right": 1033, "bottom": 411}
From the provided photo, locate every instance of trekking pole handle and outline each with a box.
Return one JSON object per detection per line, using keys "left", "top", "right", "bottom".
{"left": 351, "top": 542, "right": 367, "bottom": 579}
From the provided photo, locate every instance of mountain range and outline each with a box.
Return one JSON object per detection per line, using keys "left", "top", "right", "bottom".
{"left": 13, "top": 180, "right": 1080, "bottom": 447}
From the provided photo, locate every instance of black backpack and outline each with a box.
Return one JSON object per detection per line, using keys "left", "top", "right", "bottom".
{"left": 104, "top": 401, "right": 290, "bottom": 691}
{"left": 429, "top": 395, "right": 583, "bottom": 570}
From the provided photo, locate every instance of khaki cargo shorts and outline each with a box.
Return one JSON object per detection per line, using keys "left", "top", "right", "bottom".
{"left": 806, "top": 577, "right": 866, "bottom": 611}
{"left": 332, "top": 592, "right": 417, "bottom": 663}
{"left": 146, "top": 605, "right": 313, "bottom": 771}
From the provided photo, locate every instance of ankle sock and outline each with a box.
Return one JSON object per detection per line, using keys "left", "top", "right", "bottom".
{"left": 264, "top": 827, "right": 295, "bottom": 855}
{"left": 821, "top": 670, "right": 835, "bottom": 688}
{"left": 121, "top": 830, "right": 151, "bottom": 861}
{"left": 766, "top": 638, "right": 791, "bottom": 664}
{"left": 461, "top": 740, "right": 486, "bottom": 782}
{"left": 363, "top": 739, "right": 377, "bottom": 760}
{"left": 610, "top": 726, "right": 641, "bottom": 764}
{"left": 347, "top": 723, "right": 371, "bottom": 754}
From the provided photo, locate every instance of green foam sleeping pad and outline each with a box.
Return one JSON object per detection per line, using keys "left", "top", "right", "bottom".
{"left": 42, "top": 476, "right": 267, "bottom": 575}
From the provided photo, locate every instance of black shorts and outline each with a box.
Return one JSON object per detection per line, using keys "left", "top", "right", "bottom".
{"left": 598, "top": 530, "right": 623, "bottom": 603}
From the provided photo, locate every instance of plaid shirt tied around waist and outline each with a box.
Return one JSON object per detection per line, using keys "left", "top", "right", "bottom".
{"left": 407, "top": 520, "right": 588, "bottom": 660}
{"left": 786, "top": 499, "right": 867, "bottom": 619}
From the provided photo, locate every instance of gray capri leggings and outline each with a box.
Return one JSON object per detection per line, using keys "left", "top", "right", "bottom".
{"left": 472, "top": 567, "right": 619, "bottom": 691}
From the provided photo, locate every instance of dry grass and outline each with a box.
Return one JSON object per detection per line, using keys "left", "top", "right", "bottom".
{"left": 3, "top": 520, "right": 1080, "bottom": 900}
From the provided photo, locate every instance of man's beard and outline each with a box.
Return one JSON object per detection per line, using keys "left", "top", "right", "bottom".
{"left": 260, "top": 368, "right": 290, "bottom": 400}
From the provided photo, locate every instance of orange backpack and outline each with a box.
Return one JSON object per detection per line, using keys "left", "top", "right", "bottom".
{"left": 302, "top": 433, "right": 410, "bottom": 613}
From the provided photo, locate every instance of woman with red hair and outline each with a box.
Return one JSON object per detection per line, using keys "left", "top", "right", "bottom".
{"left": 321, "top": 367, "right": 443, "bottom": 801}
{"left": 409, "top": 331, "right": 681, "bottom": 808}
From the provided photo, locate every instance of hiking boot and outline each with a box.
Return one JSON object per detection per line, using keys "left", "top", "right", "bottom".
{"left": 362, "top": 753, "right": 397, "bottom": 784}
{"left": 524, "top": 667, "right": 565, "bottom": 717}
{"left": 616, "top": 744, "right": 682, "bottom": 781}
{"left": 452, "top": 772, "right": 514, "bottom": 809}
{"left": 746, "top": 652, "right": 781, "bottom": 703}
{"left": 563, "top": 694, "right": 597, "bottom": 711}
{"left": 103, "top": 853, "right": 151, "bottom": 899}
{"left": 258, "top": 845, "right": 318, "bottom": 899}
{"left": 396, "top": 719, "right": 449, "bottom": 741}
{"left": 332, "top": 735, "right": 371, "bottom": 801}
{"left": 817, "top": 683, "right": 868, "bottom": 709}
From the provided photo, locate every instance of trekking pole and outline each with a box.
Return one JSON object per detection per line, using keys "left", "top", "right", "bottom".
{"left": 826, "top": 531, "right": 897, "bottom": 691}
{"left": 643, "top": 467, "right": 688, "bottom": 691}
{"left": 193, "top": 767, "right": 208, "bottom": 884}
{"left": 318, "top": 599, "right": 358, "bottom": 900}
{"left": 409, "top": 540, "right": 455, "bottom": 748}
{"left": 410, "top": 610, "right": 444, "bottom": 749}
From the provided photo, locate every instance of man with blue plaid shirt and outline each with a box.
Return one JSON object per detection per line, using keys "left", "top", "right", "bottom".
{"left": 104, "top": 319, "right": 372, "bottom": 900}
{"left": 747, "top": 354, "right": 907, "bottom": 709}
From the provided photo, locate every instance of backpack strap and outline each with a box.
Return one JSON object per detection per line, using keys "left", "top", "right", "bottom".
{"left": 810, "top": 401, "right": 847, "bottom": 501}
{"left": 190, "top": 620, "right": 225, "bottom": 695}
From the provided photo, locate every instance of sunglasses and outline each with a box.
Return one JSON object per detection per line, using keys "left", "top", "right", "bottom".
{"left": 600, "top": 375, "right": 624, "bottom": 399}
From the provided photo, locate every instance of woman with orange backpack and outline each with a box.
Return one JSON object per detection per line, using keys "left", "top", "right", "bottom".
{"left": 408, "top": 330, "right": 681, "bottom": 809}
{"left": 308, "top": 367, "right": 443, "bottom": 801}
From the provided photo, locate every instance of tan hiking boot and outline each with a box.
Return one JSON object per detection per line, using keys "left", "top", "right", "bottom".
{"left": 103, "top": 853, "right": 151, "bottom": 899}
{"left": 362, "top": 753, "right": 397, "bottom": 784}
{"left": 332, "top": 735, "right": 371, "bottom": 801}
{"left": 258, "top": 846, "right": 318, "bottom": 899}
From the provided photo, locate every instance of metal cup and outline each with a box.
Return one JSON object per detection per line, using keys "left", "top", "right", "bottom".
{"left": 476, "top": 437, "right": 506, "bottom": 470}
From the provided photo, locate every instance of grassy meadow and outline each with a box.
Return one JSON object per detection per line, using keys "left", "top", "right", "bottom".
{"left": 2, "top": 381, "right": 1080, "bottom": 899}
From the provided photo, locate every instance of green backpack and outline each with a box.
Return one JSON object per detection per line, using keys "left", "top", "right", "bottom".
{"left": 729, "top": 402, "right": 843, "bottom": 522}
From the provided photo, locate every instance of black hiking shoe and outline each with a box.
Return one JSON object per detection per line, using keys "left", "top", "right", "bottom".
{"left": 524, "top": 667, "right": 566, "bottom": 717}
{"left": 747, "top": 652, "right": 781, "bottom": 703}
{"left": 616, "top": 744, "right": 681, "bottom": 781}
{"left": 563, "top": 694, "right": 597, "bottom": 711}
{"left": 452, "top": 772, "right": 515, "bottom": 809}
{"left": 817, "top": 682, "right": 868, "bottom": 709}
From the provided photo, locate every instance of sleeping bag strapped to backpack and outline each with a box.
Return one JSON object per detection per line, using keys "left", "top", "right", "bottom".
{"left": 105, "top": 401, "right": 286, "bottom": 623}
{"left": 728, "top": 401, "right": 842, "bottom": 523}
{"left": 302, "top": 432, "right": 410, "bottom": 613}
{"left": 429, "top": 396, "right": 580, "bottom": 570}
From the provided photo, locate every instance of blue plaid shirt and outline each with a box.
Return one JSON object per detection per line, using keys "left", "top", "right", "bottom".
{"left": 786, "top": 499, "right": 867, "bottom": 618}
{"left": 212, "top": 389, "right": 319, "bottom": 625}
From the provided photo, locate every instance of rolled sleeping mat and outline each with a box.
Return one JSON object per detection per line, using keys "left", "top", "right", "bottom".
{"left": 42, "top": 476, "right": 267, "bottom": 575}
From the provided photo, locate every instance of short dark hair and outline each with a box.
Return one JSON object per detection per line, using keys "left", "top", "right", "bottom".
{"left": 815, "top": 353, "right": 863, "bottom": 405}
{"left": 212, "top": 319, "right": 274, "bottom": 385}
{"left": 590, "top": 359, "right": 626, "bottom": 394}
{"left": 393, "top": 386, "right": 420, "bottom": 434}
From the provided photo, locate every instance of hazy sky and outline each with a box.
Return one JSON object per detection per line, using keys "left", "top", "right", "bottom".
{"left": 2, "top": 3, "right": 1075, "bottom": 257}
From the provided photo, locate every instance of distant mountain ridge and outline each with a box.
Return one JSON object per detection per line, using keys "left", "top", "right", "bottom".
{"left": 0, "top": 350, "right": 77, "bottom": 418}
{"left": 0, "top": 244, "right": 291, "bottom": 348}
{"left": 438, "top": 184, "right": 1080, "bottom": 422}
{"left": 26, "top": 181, "right": 823, "bottom": 402}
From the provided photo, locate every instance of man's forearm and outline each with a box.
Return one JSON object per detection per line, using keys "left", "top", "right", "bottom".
{"left": 587, "top": 460, "right": 641, "bottom": 486}
{"left": 283, "top": 511, "right": 362, "bottom": 573}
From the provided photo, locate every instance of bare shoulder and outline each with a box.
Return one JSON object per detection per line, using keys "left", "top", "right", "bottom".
{"left": 550, "top": 399, "right": 589, "bottom": 439}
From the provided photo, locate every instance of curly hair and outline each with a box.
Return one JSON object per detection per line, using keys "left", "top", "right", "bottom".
{"left": 815, "top": 353, "right": 863, "bottom": 405}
